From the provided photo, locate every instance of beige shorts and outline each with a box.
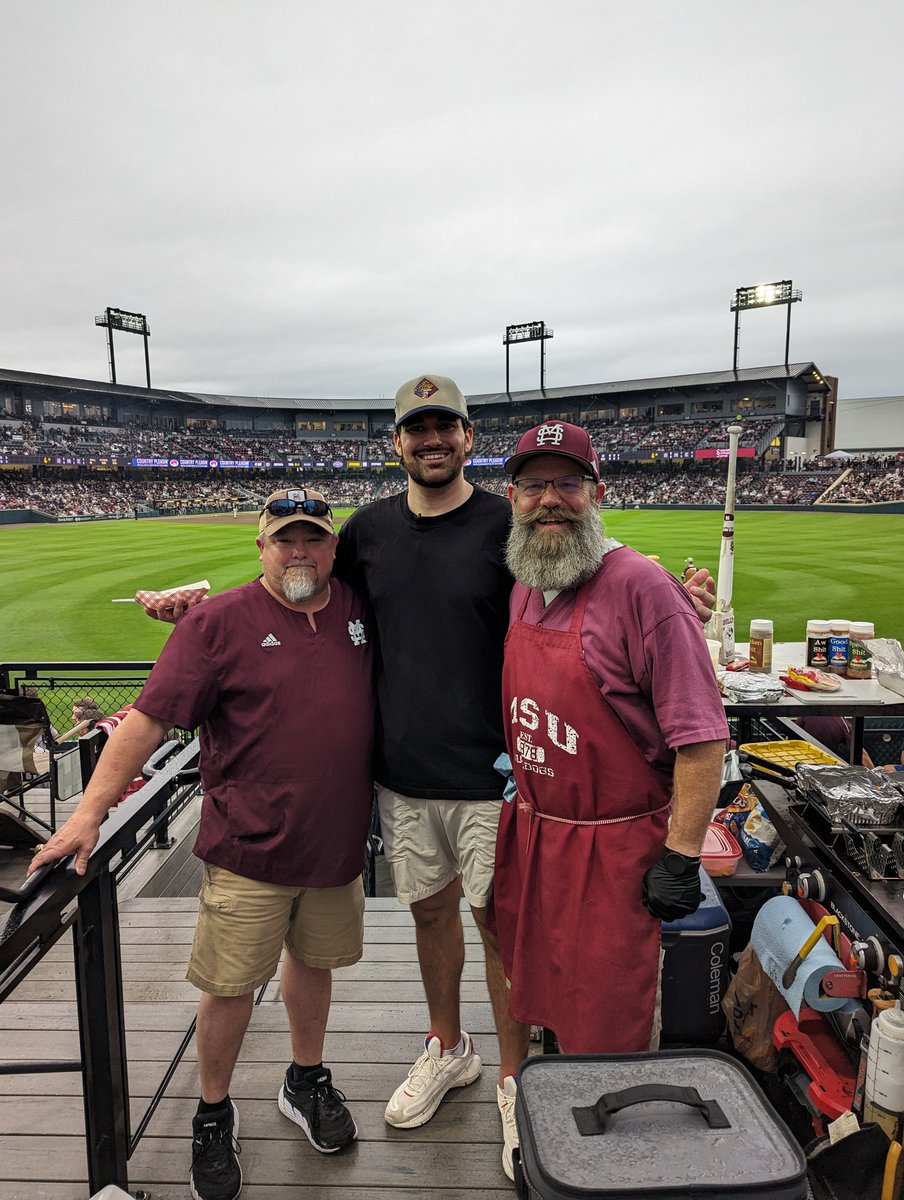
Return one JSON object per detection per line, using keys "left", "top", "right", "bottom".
{"left": 376, "top": 786, "right": 502, "bottom": 908}
{"left": 186, "top": 864, "right": 365, "bottom": 996}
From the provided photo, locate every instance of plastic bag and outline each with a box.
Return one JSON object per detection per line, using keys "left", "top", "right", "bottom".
{"left": 738, "top": 801, "right": 785, "bottom": 872}
{"left": 722, "top": 944, "right": 789, "bottom": 1072}
{"left": 714, "top": 782, "right": 759, "bottom": 842}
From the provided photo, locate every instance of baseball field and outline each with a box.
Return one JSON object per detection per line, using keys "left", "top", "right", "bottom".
{"left": 0, "top": 507, "right": 900, "bottom": 662}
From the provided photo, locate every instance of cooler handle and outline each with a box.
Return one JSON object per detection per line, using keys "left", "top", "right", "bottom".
{"left": 573, "top": 1084, "right": 731, "bottom": 1136}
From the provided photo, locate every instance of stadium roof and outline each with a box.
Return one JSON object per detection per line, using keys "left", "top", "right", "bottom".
{"left": 0, "top": 362, "right": 831, "bottom": 414}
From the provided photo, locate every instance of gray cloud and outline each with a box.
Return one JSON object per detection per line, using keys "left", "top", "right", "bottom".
{"left": 2, "top": 0, "right": 902, "bottom": 401}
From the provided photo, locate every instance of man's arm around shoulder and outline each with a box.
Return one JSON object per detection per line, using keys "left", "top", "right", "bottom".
{"left": 27, "top": 708, "right": 169, "bottom": 877}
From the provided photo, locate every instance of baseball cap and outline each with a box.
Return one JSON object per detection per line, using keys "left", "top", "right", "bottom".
{"left": 504, "top": 421, "right": 601, "bottom": 481}
{"left": 258, "top": 488, "right": 335, "bottom": 538}
{"left": 394, "top": 375, "right": 470, "bottom": 428}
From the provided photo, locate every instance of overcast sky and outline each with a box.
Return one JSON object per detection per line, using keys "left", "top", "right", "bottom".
{"left": 3, "top": 2, "right": 902, "bottom": 403}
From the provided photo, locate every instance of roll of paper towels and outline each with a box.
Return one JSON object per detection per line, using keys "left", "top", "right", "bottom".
{"left": 750, "top": 896, "right": 848, "bottom": 1016}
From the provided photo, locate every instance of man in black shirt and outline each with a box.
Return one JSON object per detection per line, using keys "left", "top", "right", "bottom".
{"left": 334, "top": 375, "right": 527, "bottom": 1179}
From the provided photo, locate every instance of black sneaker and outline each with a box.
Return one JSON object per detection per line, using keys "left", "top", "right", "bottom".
{"left": 278, "top": 1065, "right": 357, "bottom": 1153}
{"left": 190, "top": 1099, "right": 242, "bottom": 1200}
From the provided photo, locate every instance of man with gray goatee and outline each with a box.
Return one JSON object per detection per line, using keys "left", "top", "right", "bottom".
{"left": 493, "top": 420, "right": 728, "bottom": 1059}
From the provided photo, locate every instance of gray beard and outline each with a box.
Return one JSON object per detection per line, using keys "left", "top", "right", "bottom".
{"left": 505, "top": 506, "right": 607, "bottom": 592}
{"left": 280, "top": 570, "right": 321, "bottom": 603}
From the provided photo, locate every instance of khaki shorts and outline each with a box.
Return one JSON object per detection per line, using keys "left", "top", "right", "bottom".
{"left": 186, "top": 864, "right": 365, "bottom": 996}
{"left": 376, "top": 786, "right": 502, "bottom": 908}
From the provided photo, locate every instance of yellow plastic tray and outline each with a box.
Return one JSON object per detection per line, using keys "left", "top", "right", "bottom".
{"left": 738, "top": 739, "right": 842, "bottom": 770}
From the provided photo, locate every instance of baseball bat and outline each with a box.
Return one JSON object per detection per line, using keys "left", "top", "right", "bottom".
{"left": 711, "top": 424, "right": 742, "bottom": 665}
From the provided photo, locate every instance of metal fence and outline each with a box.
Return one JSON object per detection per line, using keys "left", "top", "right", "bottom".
{"left": 0, "top": 661, "right": 156, "bottom": 739}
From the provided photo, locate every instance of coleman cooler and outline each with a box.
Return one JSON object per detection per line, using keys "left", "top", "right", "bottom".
{"left": 661, "top": 868, "right": 731, "bottom": 1044}
{"left": 513, "top": 1050, "right": 807, "bottom": 1200}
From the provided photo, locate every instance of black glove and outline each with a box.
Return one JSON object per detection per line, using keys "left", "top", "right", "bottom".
{"left": 642, "top": 848, "right": 702, "bottom": 921}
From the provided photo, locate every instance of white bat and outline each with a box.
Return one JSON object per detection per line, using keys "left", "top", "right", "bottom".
{"left": 711, "top": 425, "right": 742, "bottom": 665}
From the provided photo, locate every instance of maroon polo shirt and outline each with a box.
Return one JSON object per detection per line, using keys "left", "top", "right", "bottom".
{"left": 136, "top": 578, "right": 374, "bottom": 887}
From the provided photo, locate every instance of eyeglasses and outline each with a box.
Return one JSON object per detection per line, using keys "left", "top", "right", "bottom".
{"left": 264, "top": 497, "right": 332, "bottom": 519}
{"left": 512, "top": 475, "right": 596, "bottom": 499}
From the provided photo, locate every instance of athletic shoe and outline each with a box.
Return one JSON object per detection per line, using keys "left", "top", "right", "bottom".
{"left": 497, "top": 1075, "right": 519, "bottom": 1181}
{"left": 278, "top": 1065, "right": 357, "bottom": 1153}
{"left": 384, "top": 1033, "right": 482, "bottom": 1128}
{"left": 190, "top": 1099, "right": 242, "bottom": 1200}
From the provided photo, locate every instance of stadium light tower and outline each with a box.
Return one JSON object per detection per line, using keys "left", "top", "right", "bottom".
{"left": 95, "top": 307, "right": 152, "bottom": 387}
{"left": 730, "top": 280, "right": 802, "bottom": 372}
{"left": 503, "top": 320, "right": 554, "bottom": 398}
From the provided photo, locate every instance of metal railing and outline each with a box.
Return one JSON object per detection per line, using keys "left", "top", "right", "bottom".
{"left": 0, "top": 738, "right": 202, "bottom": 1197}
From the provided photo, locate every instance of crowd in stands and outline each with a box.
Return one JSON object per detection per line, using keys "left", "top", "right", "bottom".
{"left": 830, "top": 463, "right": 904, "bottom": 502}
{"left": 3, "top": 458, "right": 903, "bottom": 517}
{"left": 2, "top": 415, "right": 902, "bottom": 516}
{"left": 0, "top": 414, "right": 797, "bottom": 464}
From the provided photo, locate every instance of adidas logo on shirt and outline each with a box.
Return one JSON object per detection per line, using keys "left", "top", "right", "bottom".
{"left": 260, "top": 633, "right": 282, "bottom": 648}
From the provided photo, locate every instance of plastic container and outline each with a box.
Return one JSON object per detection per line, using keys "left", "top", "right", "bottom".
{"left": 864, "top": 1000, "right": 904, "bottom": 1138}
{"left": 806, "top": 620, "right": 831, "bottom": 669}
{"left": 827, "top": 620, "right": 851, "bottom": 675}
{"left": 701, "top": 822, "right": 743, "bottom": 875}
{"left": 661, "top": 868, "right": 731, "bottom": 1044}
{"left": 846, "top": 621, "right": 875, "bottom": 680}
{"left": 737, "top": 740, "right": 842, "bottom": 773}
{"left": 748, "top": 619, "right": 773, "bottom": 673}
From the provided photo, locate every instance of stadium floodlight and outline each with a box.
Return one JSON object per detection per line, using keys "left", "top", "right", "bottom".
{"left": 730, "top": 280, "right": 802, "bottom": 372}
{"left": 503, "top": 320, "right": 554, "bottom": 398}
{"left": 95, "top": 307, "right": 152, "bottom": 387}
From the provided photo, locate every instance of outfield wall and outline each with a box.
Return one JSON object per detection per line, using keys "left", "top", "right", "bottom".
{"left": 3, "top": 502, "right": 903, "bottom": 527}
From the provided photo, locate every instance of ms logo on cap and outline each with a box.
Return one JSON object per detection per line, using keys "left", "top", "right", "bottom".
{"left": 535, "top": 423, "right": 565, "bottom": 446}
{"left": 413, "top": 378, "right": 439, "bottom": 400}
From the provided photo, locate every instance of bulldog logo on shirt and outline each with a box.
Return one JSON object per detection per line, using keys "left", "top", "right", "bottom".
{"left": 348, "top": 619, "right": 367, "bottom": 646}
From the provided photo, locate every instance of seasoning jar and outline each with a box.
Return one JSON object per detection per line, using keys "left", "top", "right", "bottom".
{"left": 827, "top": 620, "right": 851, "bottom": 675}
{"left": 847, "top": 621, "right": 875, "bottom": 680}
{"left": 806, "top": 620, "right": 831, "bottom": 669}
{"left": 749, "top": 619, "right": 774, "bottom": 673}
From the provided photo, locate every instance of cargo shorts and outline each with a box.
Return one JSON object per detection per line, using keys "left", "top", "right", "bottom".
{"left": 186, "top": 864, "right": 364, "bottom": 996}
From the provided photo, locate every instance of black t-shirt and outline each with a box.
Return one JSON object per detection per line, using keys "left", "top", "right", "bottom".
{"left": 335, "top": 486, "right": 513, "bottom": 800}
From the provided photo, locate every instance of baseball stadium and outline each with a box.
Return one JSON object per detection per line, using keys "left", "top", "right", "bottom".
{"left": 2, "top": 354, "right": 903, "bottom": 1199}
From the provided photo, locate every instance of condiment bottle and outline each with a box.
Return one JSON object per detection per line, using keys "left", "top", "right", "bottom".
{"left": 864, "top": 1000, "right": 904, "bottom": 1139}
{"left": 847, "top": 621, "right": 875, "bottom": 680}
{"left": 748, "top": 619, "right": 773, "bottom": 673}
{"left": 806, "top": 620, "right": 830, "bottom": 669}
{"left": 827, "top": 620, "right": 851, "bottom": 675}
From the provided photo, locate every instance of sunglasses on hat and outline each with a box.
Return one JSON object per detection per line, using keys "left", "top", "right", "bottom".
{"left": 263, "top": 497, "right": 332, "bottom": 519}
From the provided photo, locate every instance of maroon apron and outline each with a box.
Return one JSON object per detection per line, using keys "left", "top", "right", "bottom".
{"left": 495, "top": 581, "right": 672, "bottom": 1053}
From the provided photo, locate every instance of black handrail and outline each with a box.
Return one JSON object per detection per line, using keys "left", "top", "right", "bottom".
{"left": 0, "top": 736, "right": 201, "bottom": 1195}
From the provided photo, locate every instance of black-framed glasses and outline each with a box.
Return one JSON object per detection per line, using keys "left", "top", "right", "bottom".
{"left": 512, "top": 475, "right": 595, "bottom": 499}
{"left": 264, "top": 497, "right": 332, "bottom": 518}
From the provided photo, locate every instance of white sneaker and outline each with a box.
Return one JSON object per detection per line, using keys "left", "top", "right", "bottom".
{"left": 384, "top": 1033, "right": 482, "bottom": 1128}
{"left": 497, "top": 1075, "right": 519, "bottom": 1182}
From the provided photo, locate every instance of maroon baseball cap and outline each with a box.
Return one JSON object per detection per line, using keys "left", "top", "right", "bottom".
{"left": 505, "top": 421, "right": 600, "bottom": 481}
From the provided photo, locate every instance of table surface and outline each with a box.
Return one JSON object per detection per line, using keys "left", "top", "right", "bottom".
{"left": 720, "top": 641, "right": 904, "bottom": 716}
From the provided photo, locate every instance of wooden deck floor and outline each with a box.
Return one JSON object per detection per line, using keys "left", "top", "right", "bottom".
{"left": 0, "top": 897, "right": 515, "bottom": 1200}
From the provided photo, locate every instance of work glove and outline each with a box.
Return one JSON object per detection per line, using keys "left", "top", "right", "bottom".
{"left": 641, "top": 848, "right": 702, "bottom": 921}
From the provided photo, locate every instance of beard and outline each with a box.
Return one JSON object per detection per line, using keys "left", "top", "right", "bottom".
{"left": 399, "top": 444, "right": 467, "bottom": 489}
{"left": 505, "top": 503, "right": 607, "bottom": 592}
{"left": 279, "top": 566, "right": 322, "bottom": 603}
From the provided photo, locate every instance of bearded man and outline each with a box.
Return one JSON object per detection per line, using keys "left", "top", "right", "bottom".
{"left": 493, "top": 421, "right": 728, "bottom": 1055}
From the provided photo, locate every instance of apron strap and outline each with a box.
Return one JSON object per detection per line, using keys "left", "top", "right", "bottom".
{"left": 515, "top": 578, "right": 595, "bottom": 628}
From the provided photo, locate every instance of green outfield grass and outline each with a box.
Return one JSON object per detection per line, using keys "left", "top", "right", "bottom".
{"left": 0, "top": 508, "right": 900, "bottom": 662}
